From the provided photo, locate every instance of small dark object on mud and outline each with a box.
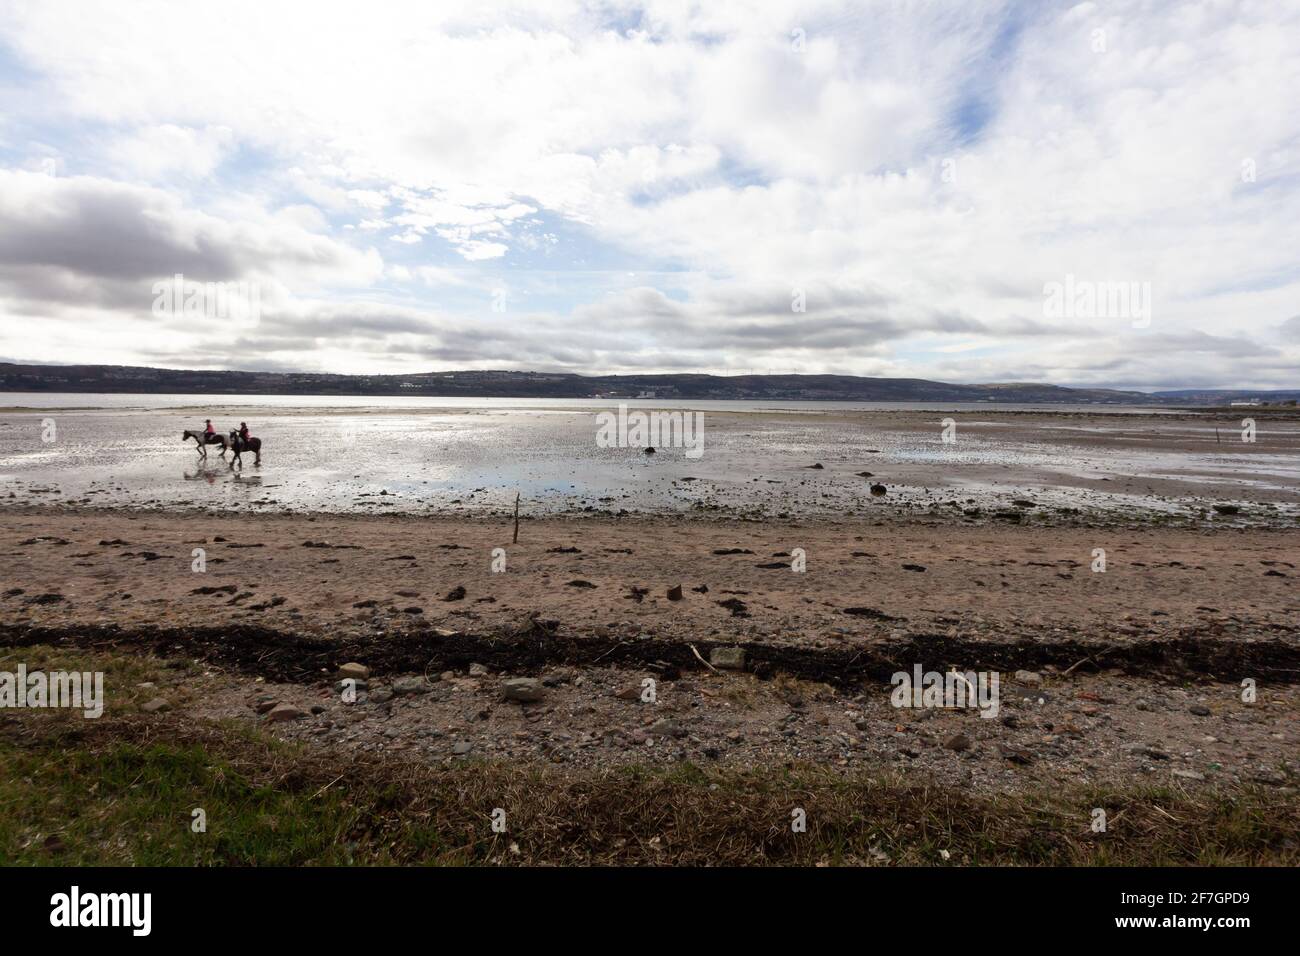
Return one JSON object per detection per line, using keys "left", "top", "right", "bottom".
{"left": 843, "top": 607, "right": 899, "bottom": 621}
{"left": 24, "top": 592, "right": 65, "bottom": 605}
{"left": 716, "top": 597, "right": 750, "bottom": 618}
{"left": 666, "top": 584, "right": 683, "bottom": 600}
{"left": 444, "top": 586, "right": 467, "bottom": 601}
{"left": 870, "top": 483, "right": 887, "bottom": 496}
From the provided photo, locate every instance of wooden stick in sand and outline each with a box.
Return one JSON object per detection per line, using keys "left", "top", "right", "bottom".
{"left": 513, "top": 492, "right": 520, "bottom": 544}
{"left": 688, "top": 643, "right": 719, "bottom": 673}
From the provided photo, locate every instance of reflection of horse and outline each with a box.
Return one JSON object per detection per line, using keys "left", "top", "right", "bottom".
{"left": 183, "top": 430, "right": 227, "bottom": 458}
{"left": 183, "top": 465, "right": 222, "bottom": 484}
{"left": 228, "top": 431, "right": 262, "bottom": 467}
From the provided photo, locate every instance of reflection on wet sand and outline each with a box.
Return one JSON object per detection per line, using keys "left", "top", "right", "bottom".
{"left": 183, "top": 466, "right": 222, "bottom": 484}
{"left": 1, "top": 400, "right": 1298, "bottom": 525}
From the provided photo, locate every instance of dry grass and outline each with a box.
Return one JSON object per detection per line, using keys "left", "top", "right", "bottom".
{"left": 2, "top": 711, "right": 1296, "bottom": 866}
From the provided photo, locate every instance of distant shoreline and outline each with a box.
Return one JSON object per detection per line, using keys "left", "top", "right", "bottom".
{"left": 4, "top": 361, "right": 1297, "bottom": 406}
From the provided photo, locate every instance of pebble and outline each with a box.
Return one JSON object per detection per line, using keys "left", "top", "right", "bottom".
{"left": 266, "top": 703, "right": 306, "bottom": 722}
{"left": 502, "top": 678, "right": 546, "bottom": 703}
{"left": 392, "top": 677, "right": 431, "bottom": 696}
{"left": 647, "top": 719, "right": 687, "bottom": 738}
{"left": 710, "top": 647, "right": 746, "bottom": 670}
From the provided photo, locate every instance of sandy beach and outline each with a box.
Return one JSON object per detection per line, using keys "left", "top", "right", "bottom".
{"left": 3, "top": 506, "right": 1296, "bottom": 793}
{"left": 3, "top": 403, "right": 1298, "bottom": 864}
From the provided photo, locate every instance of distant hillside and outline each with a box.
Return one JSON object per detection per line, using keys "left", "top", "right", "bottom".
{"left": 0, "top": 362, "right": 1291, "bottom": 405}
{"left": 1147, "top": 388, "right": 1300, "bottom": 405}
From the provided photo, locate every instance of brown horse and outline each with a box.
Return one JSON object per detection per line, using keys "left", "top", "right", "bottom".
{"left": 228, "top": 431, "right": 262, "bottom": 466}
{"left": 183, "top": 430, "right": 227, "bottom": 457}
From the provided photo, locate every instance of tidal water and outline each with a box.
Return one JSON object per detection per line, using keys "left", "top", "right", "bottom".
{"left": 1, "top": 394, "right": 1296, "bottom": 520}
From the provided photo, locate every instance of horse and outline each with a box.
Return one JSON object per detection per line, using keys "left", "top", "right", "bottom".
{"left": 183, "top": 430, "right": 228, "bottom": 457}
{"left": 228, "top": 430, "right": 262, "bottom": 467}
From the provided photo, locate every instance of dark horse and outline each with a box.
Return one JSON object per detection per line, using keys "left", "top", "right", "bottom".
{"left": 228, "top": 430, "right": 262, "bottom": 466}
{"left": 182, "top": 429, "right": 227, "bottom": 457}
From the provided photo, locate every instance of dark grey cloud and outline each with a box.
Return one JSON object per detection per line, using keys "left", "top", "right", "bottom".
{"left": 0, "top": 171, "right": 376, "bottom": 313}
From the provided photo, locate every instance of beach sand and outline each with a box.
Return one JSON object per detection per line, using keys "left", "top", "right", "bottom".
{"left": 2, "top": 507, "right": 1296, "bottom": 796}
{"left": 3, "top": 405, "right": 1298, "bottom": 864}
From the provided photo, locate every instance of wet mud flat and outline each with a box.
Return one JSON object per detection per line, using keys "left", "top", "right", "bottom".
{"left": 3, "top": 405, "right": 1299, "bottom": 525}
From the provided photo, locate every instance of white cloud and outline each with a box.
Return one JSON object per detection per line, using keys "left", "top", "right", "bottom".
{"left": 0, "top": 0, "right": 1298, "bottom": 385}
{"left": 103, "top": 124, "right": 234, "bottom": 182}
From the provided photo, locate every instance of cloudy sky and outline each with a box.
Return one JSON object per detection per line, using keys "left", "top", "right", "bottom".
{"left": 1, "top": 0, "right": 1297, "bottom": 388}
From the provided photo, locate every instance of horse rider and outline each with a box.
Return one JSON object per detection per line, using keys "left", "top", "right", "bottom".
{"left": 238, "top": 422, "right": 251, "bottom": 445}
{"left": 204, "top": 419, "right": 215, "bottom": 437}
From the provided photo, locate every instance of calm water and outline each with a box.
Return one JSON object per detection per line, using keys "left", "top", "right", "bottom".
{"left": 0, "top": 392, "right": 1183, "bottom": 414}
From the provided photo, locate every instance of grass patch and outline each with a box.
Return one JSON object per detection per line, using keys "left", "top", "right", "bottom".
{"left": 2, "top": 714, "right": 1296, "bottom": 866}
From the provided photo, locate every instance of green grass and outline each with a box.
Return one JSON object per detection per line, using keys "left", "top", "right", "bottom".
{"left": 2, "top": 718, "right": 1296, "bottom": 866}
{"left": 2, "top": 644, "right": 1296, "bottom": 866}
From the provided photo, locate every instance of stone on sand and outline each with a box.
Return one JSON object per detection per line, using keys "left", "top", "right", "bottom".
{"left": 266, "top": 703, "right": 306, "bottom": 722}
{"left": 502, "top": 678, "right": 545, "bottom": 702}
{"left": 710, "top": 646, "right": 746, "bottom": 670}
